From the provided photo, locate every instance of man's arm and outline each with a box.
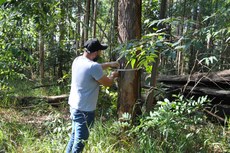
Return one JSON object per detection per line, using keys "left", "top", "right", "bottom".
{"left": 97, "top": 71, "right": 118, "bottom": 87}
{"left": 101, "top": 61, "right": 120, "bottom": 70}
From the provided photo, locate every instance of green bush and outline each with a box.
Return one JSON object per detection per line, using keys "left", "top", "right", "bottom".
{"left": 128, "top": 95, "right": 229, "bottom": 153}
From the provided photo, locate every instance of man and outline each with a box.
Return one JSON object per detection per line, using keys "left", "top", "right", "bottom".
{"left": 66, "top": 38, "right": 119, "bottom": 153}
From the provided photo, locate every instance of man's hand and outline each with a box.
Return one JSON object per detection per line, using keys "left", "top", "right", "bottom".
{"left": 110, "top": 71, "right": 119, "bottom": 78}
{"left": 97, "top": 71, "right": 119, "bottom": 87}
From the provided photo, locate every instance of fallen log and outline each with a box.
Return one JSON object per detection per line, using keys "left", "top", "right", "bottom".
{"left": 158, "top": 69, "right": 230, "bottom": 98}
{"left": 159, "top": 69, "right": 230, "bottom": 83}
{"left": 161, "top": 83, "right": 230, "bottom": 99}
{"left": 45, "top": 94, "right": 69, "bottom": 103}
{"left": 12, "top": 94, "right": 69, "bottom": 107}
{"left": 157, "top": 69, "right": 230, "bottom": 121}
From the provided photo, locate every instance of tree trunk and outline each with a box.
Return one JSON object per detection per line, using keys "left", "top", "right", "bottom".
{"left": 118, "top": 0, "right": 141, "bottom": 42}
{"left": 39, "top": 31, "right": 45, "bottom": 80}
{"left": 189, "top": 1, "right": 198, "bottom": 73}
{"left": 117, "top": 0, "right": 141, "bottom": 120}
{"left": 84, "top": 0, "right": 91, "bottom": 41}
{"left": 58, "top": 0, "right": 66, "bottom": 78}
{"left": 113, "top": 0, "right": 118, "bottom": 43}
{"left": 147, "top": 0, "right": 167, "bottom": 112}
{"left": 93, "top": 0, "right": 97, "bottom": 38}
{"left": 75, "top": 0, "right": 82, "bottom": 55}
{"left": 80, "top": 1, "right": 85, "bottom": 47}
{"left": 117, "top": 69, "right": 141, "bottom": 120}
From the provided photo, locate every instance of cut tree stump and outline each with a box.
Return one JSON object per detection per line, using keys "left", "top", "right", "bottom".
{"left": 117, "top": 69, "right": 141, "bottom": 121}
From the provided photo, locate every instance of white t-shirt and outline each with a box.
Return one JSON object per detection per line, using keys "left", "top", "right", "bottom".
{"left": 68, "top": 56, "right": 104, "bottom": 111}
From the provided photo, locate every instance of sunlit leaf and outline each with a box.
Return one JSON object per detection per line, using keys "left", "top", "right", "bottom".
{"left": 175, "top": 45, "right": 186, "bottom": 50}
{"left": 131, "top": 59, "right": 136, "bottom": 68}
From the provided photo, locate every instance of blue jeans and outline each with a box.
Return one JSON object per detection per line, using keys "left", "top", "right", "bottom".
{"left": 66, "top": 108, "right": 95, "bottom": 153}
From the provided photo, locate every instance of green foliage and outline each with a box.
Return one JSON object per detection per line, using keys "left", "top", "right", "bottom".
{"left": 85, "top": 120, "right": 136, "bottom": 153}
{"left": 142, "top": 0, "right": 230, "bottom": 74}
{"left": 129, "top": 95, "right": 230, "bottom": 153}
{"left": 97, "top": 86, "right": 118, "bottom": 118}
{"left": 86, "top": 95, "right": 230, "bottom": 153}
{"left": 1, "top": 95, "right": 229, "bottom": 152}
{"left": 116, "top": 34, "right": 167, "bottom": 73}
{"left": 199, "top": 56, "right": 218, "bottom": 66}
{"left": 0, "top": 0, "right": 6, "bottom": 5}
{"left": 0, "top": 47, "right": 31, "bottom": 91}
{"left": 0, "top": 0, "right": 74, "bottom": 94}
{"left": 0, "top": 0, "right": 230, "bottom": 151}
{"left": 0, "top": 2, "right": 35, "bottom": 92}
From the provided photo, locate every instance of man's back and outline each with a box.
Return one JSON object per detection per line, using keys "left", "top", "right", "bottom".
{"left": 68, "top": 56, "right": 103, "bottom": 111}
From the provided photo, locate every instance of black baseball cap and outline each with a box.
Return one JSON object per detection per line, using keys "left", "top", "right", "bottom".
{"left": 84, "top": 38, "right": 108, "bottom": 53}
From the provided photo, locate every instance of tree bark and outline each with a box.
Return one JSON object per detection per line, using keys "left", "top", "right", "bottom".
{"left": 113, "top": 0, "right": 118, "bottom": 44}
{"left": 117, "top": 0, "right": 142, "bottom": 120}
{"left": 117, "top": 69, "right": 142, "bottom": 120}
{"left": 75, "top": 0, "right": 82, "bottom": 55}
{"left": 118, "top": 0, "right": 141, "bottom": 42}
{"left": 84, "top": 0, "right": 91, "bottom": 41}
{"left": 93, "top": 0, "right": 97, "bottom": 38}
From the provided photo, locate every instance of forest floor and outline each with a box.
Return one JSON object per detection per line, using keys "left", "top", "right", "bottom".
{"left": 0, "top": 104, "right": 69, "bottom": 126}
{"left": 0, "top": 103, "right": 70, "bottom": 152}
{"left": 1, "top": 101, "right": 230, "bottom": 153}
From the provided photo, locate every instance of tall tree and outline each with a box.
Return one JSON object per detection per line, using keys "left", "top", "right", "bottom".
{"left": 117, "top": 0, "right": 142, "bottom": 120}
{"left": 113, "top": 0, "right": 118, "bottom": 44}
{"left": 58, "top": 0, "right": 66, "bottom": 78}
{"left": 39, "top": 31, "right": 45, "bottom": 80}
{"left": 93, "top": 0, "right": 98, "bottom": 38}
{"left": 75, "top": 0, "right": 82, "bottom": 55}
{"left": 84, "top": 0, "right": 91, "bottom": 41}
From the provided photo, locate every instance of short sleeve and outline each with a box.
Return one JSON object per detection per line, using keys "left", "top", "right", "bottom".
{"left": 90, "top": 63, "right": 104, "bottom": 80}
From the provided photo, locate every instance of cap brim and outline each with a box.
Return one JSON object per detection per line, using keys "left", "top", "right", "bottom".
{"left": 100, "top": 44, "right": 108, "bottom": 50}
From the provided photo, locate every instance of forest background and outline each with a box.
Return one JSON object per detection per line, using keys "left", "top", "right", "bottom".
{"left": 0, "top": 0, "right": 229, "bottom": 152}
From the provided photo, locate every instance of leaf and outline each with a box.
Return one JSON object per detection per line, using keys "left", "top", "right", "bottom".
{"left": 203, "top": 13, "right": 216, "bottom": 22}
{"left": 143, "top": 33, "right": 160, "bottom": 38}
{"left": 184, "top": 41, "right": 192, "bottom": 51}
{"left": 200, "top": 56, "right": 218, "bottom": 66}
{"left": 131, "top": 59, "right": 136, "bottom": 68}
{"left": 172, "top": 37, "right": 184, "bottom": 47}
{"left": 206, "top": 33, "right": 212, "bottom": 44}
{"left": 156, "top": 42, "right": 163, "bottom": 47}
{"left": 186, "top": 133, "right": 193, "bottom": 139}
{"left": 149, "top": 20, "right": 159, "bottom": 27}
{"left": 175, "top": 45, "right": 186, "bottom": 50}
{"left": 226, "top": 37, "right": 230, "bottom": 43}
{"left": 0, "top": 0, "right": 7, "bottom": 5}
{"left": 144, "top": 19, "right": 150, "bottom": 24}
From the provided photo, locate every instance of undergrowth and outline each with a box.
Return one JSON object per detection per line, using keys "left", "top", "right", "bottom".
{"left": 0, "top": 95, "right": 229, "bottom": 153}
